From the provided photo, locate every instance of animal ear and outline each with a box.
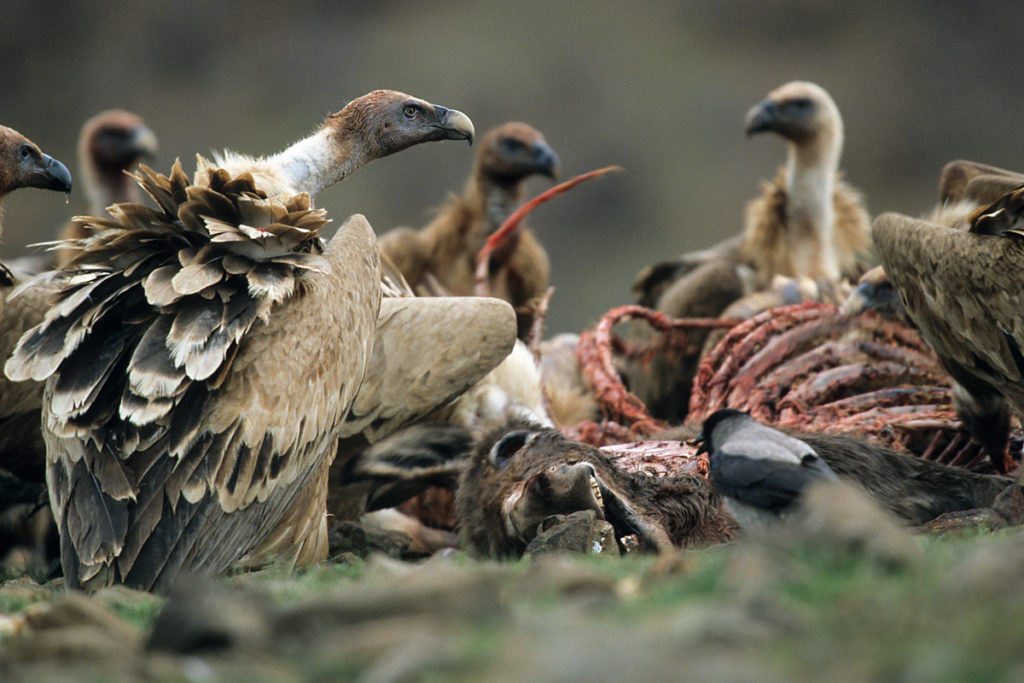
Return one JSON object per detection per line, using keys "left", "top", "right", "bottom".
{"left": 489, "top": 431, "right": 531, "bottom": 468}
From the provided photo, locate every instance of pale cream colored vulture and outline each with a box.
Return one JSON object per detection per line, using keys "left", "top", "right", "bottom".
{"left": 54, "top": 110, "right": 158, "bottom": 268}
{"left": 873, "top": 183, "right": 1024, "bottom": 475}
{"left": 627, "top": 81, "right": 871, "bottom": 423}
{"left": 379, "top": 121, "right": 558, "bottom": 338}
{"left": 0, "top": 126, "right": 73, "bottom": 494}
{"left": 3, "top": 90, "right": 479, "bottom": 593}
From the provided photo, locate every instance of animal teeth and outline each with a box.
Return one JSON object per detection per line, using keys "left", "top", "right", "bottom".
{"left": 590, "top": 475, "right": 603, "bottom": 507}
{"left": 619, "top": 534, "right": 639, "bottom": 553}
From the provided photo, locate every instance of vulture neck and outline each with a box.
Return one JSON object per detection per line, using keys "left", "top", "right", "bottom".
{"left": 270, "top": 127, "right": 370, "bottom": 199}
{"left": 474, "top": 172, "right": 525, "bottom": 236}
{"left": 82, "top": 163, "right": 139, "bottom": 215}
{"left": 783, "top": 127, "right": 842, "bottom": 281}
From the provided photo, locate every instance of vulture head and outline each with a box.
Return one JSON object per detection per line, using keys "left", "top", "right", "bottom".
{"left": 0, "top": 125, "right": 72, "bottom": 200}
{"left": 841, "top": 265, "right": 906, "bottom": 319}
{"left": 328, "top": 89, "right": 475, "bottom": 158}
{"left": 474, "top": 121, "right": 559, "bottom": 188}
{"left": 744, "top": 81, "right": 843, "bottom": 166}
{"left": 79, "top": 109, "right": 158, "bottom": 208}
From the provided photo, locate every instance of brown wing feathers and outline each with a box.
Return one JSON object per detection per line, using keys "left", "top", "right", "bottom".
{"left": 5, "top": 161, "right": 371, "bottom": 591}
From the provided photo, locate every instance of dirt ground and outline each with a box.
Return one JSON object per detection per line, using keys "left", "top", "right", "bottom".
{"left": 4, "top": 507, "right": 1024, "bottom": 682}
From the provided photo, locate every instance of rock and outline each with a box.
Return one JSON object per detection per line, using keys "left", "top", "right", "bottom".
{"left": 327, "top": 518, "right": 411, "bottom": 559}
{"left": 146, "top": 574, "right": 272, "bottom": 654}
{"left": 524, "top": 510, "right": 620, "bottom": 557}
{"left": 777, "top": 480, "right": 922, "bottom": 569}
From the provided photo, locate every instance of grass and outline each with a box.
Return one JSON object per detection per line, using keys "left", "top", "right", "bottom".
{"left": 3, "top": 529, "right": 1024, "bottom": 680}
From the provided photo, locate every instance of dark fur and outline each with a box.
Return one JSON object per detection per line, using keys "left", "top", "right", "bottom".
{"left": 455, "top": 419, "right": 736, "bottom": 558}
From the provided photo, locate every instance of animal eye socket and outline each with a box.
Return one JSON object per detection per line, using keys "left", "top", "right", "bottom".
{"left": 403, "top": 105, "right": 420, "bottom": 119}
{"left": 19, "top": 144, "right": 32, "bottom": 159}
{"left": 489, "top": 431, "right": 530, "bottom": 468}
{"left": 788, "top": 97, "right": 812, "bottom": 111}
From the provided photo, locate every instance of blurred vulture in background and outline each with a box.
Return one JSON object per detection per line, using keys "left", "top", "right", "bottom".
{"left": 54, "top": 110, "right": 158, "bottom": 268}
{"left": 873, "top": 175, "right": 1024, "bottom": 475}
{"left": 379, "top": 121, "right": 559, "bottom": 338}
{"left": 0, "top": 125, "right": 72, "bottom": 561}
{"left": 4, "top": 90, "right": 479, "bottom": 593}
{"left": 628, "top": 81, "right": 872, "bottom": 423}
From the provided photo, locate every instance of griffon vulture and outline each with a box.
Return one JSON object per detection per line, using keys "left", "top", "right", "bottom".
{"left": 0, "top": 125, "right": 72, "bottom": 491}
{"left": 3, "top": 90, "right": 476, "bottom": 593}
{"left": 379, "top": 121, "right": 558, "bottom": 337}
{"left": 872, "top": 185, "right": 1024, "bottom": 475}
{"left": 627, "top": 82, "right": 871, "bottom": 423}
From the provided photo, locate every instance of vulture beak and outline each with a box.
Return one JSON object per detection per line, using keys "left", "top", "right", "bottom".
{"left": 533, "top": 140, "right": 560, "bottom": 181}
{"left": 841, "top": 265, "right": 902, "bottom": 317}
{"left": 744, "top": 99, "right": 779, "bottom": 136}
{"left": 432, "top": 105, "right": 475, "bottom": 146}
{"left": 128, "top": 124, "right": 160, "bottom": 160}
{"left": 34, "top": 153, "right": 73, "bottom": 197}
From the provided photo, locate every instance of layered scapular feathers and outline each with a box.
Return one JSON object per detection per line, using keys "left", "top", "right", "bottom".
{"left": 5, "top": 162, "right": 382, "bottom": 593}
{"left": 379, "top": 121, "right": 558, "bottom": 337}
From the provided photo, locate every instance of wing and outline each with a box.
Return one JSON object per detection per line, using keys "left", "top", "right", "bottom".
{"left": 711, "top": 451, "right": 819, "bottom": 512}
{"left": 872, "top": 211, "right": 1024, "bottom": 415}
{"left": 7, "top": 163, "right": 381, "bottom": 591}
{"left": 343, "top": 295, "right": 517, "bottom": 443}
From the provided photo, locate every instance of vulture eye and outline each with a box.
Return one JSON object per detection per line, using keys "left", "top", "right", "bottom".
{"left": 787, "top": 97, "right": 813, "bottom": 114}
{"left": 499, "top": 138, "right": 525, "bottom": 154}
{"left": 19, "top": 144, "right": 33, "bottom": 160}
{"left": 489, "top": 431, "right": 531, "bottom": 469}
{"left": 403, "top": 105, "right": 420, "bottom": 119}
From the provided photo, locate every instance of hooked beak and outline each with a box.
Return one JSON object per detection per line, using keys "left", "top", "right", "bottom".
{"left": 35, "top": 153, "right": 73, "bottom": 197}
{"left": 127, "top": 124, "right": 159, "bottom": 160}
{"left": 432, "top": 105, "right": 475, "bottom": 146}
{"left": 533, "top": 140, "right": 560, "bottom": 181}
{"left": 744, "top": 99, "right": 779, "bottom": 136}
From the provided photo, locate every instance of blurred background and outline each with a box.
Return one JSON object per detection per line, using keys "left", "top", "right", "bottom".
{"left": 3, "top": 0, "right": 1024, "bottom": 335}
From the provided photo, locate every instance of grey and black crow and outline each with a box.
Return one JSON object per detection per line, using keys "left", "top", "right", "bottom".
{"left": 699, "top": 409, "right": 839, "bottom": 529}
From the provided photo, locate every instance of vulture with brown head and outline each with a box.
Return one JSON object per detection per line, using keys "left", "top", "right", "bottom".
{"left": 0, "top": 126, "right": 72, "bottom": 495}
{"left": 873, "top": 181, "right": 1024, "bottom": 475}
{"left": 626, "top": 81, "right": 871, "bottom": 423}
{"left": 3, "top": 90, "right": 478, "bottom": 593}
{"left": 53, "top": 110, "right": 158, "bottom": 268}
{"left": 379, "top": 121, "right": 558, "bottom": 338}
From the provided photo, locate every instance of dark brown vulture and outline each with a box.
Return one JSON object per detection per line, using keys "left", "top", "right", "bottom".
{"left": 873, "top": 185, "right": 1024, "bottom": 475}
{"left": 0, "top": 126, "right": 72, "bottom": 500}
{"left": 378, "top": 121, "right": 558, "bottom": 338}
{"left": 55, "top": 110, "right": 158, "bottom": 267}
{"left": 626, "top": 81, "right": 871, "bottom": 423}
{"left": 3, "top": 90, "right": 476, "bottom": 593}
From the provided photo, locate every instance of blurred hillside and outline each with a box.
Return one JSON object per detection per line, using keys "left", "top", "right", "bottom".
{"left": 3, "top": 0, "right": 1024, "bottom": 334}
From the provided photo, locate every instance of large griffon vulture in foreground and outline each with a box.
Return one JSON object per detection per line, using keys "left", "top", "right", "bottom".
{"left": 4, "top": 90, "right": 477, "bottom": 593}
